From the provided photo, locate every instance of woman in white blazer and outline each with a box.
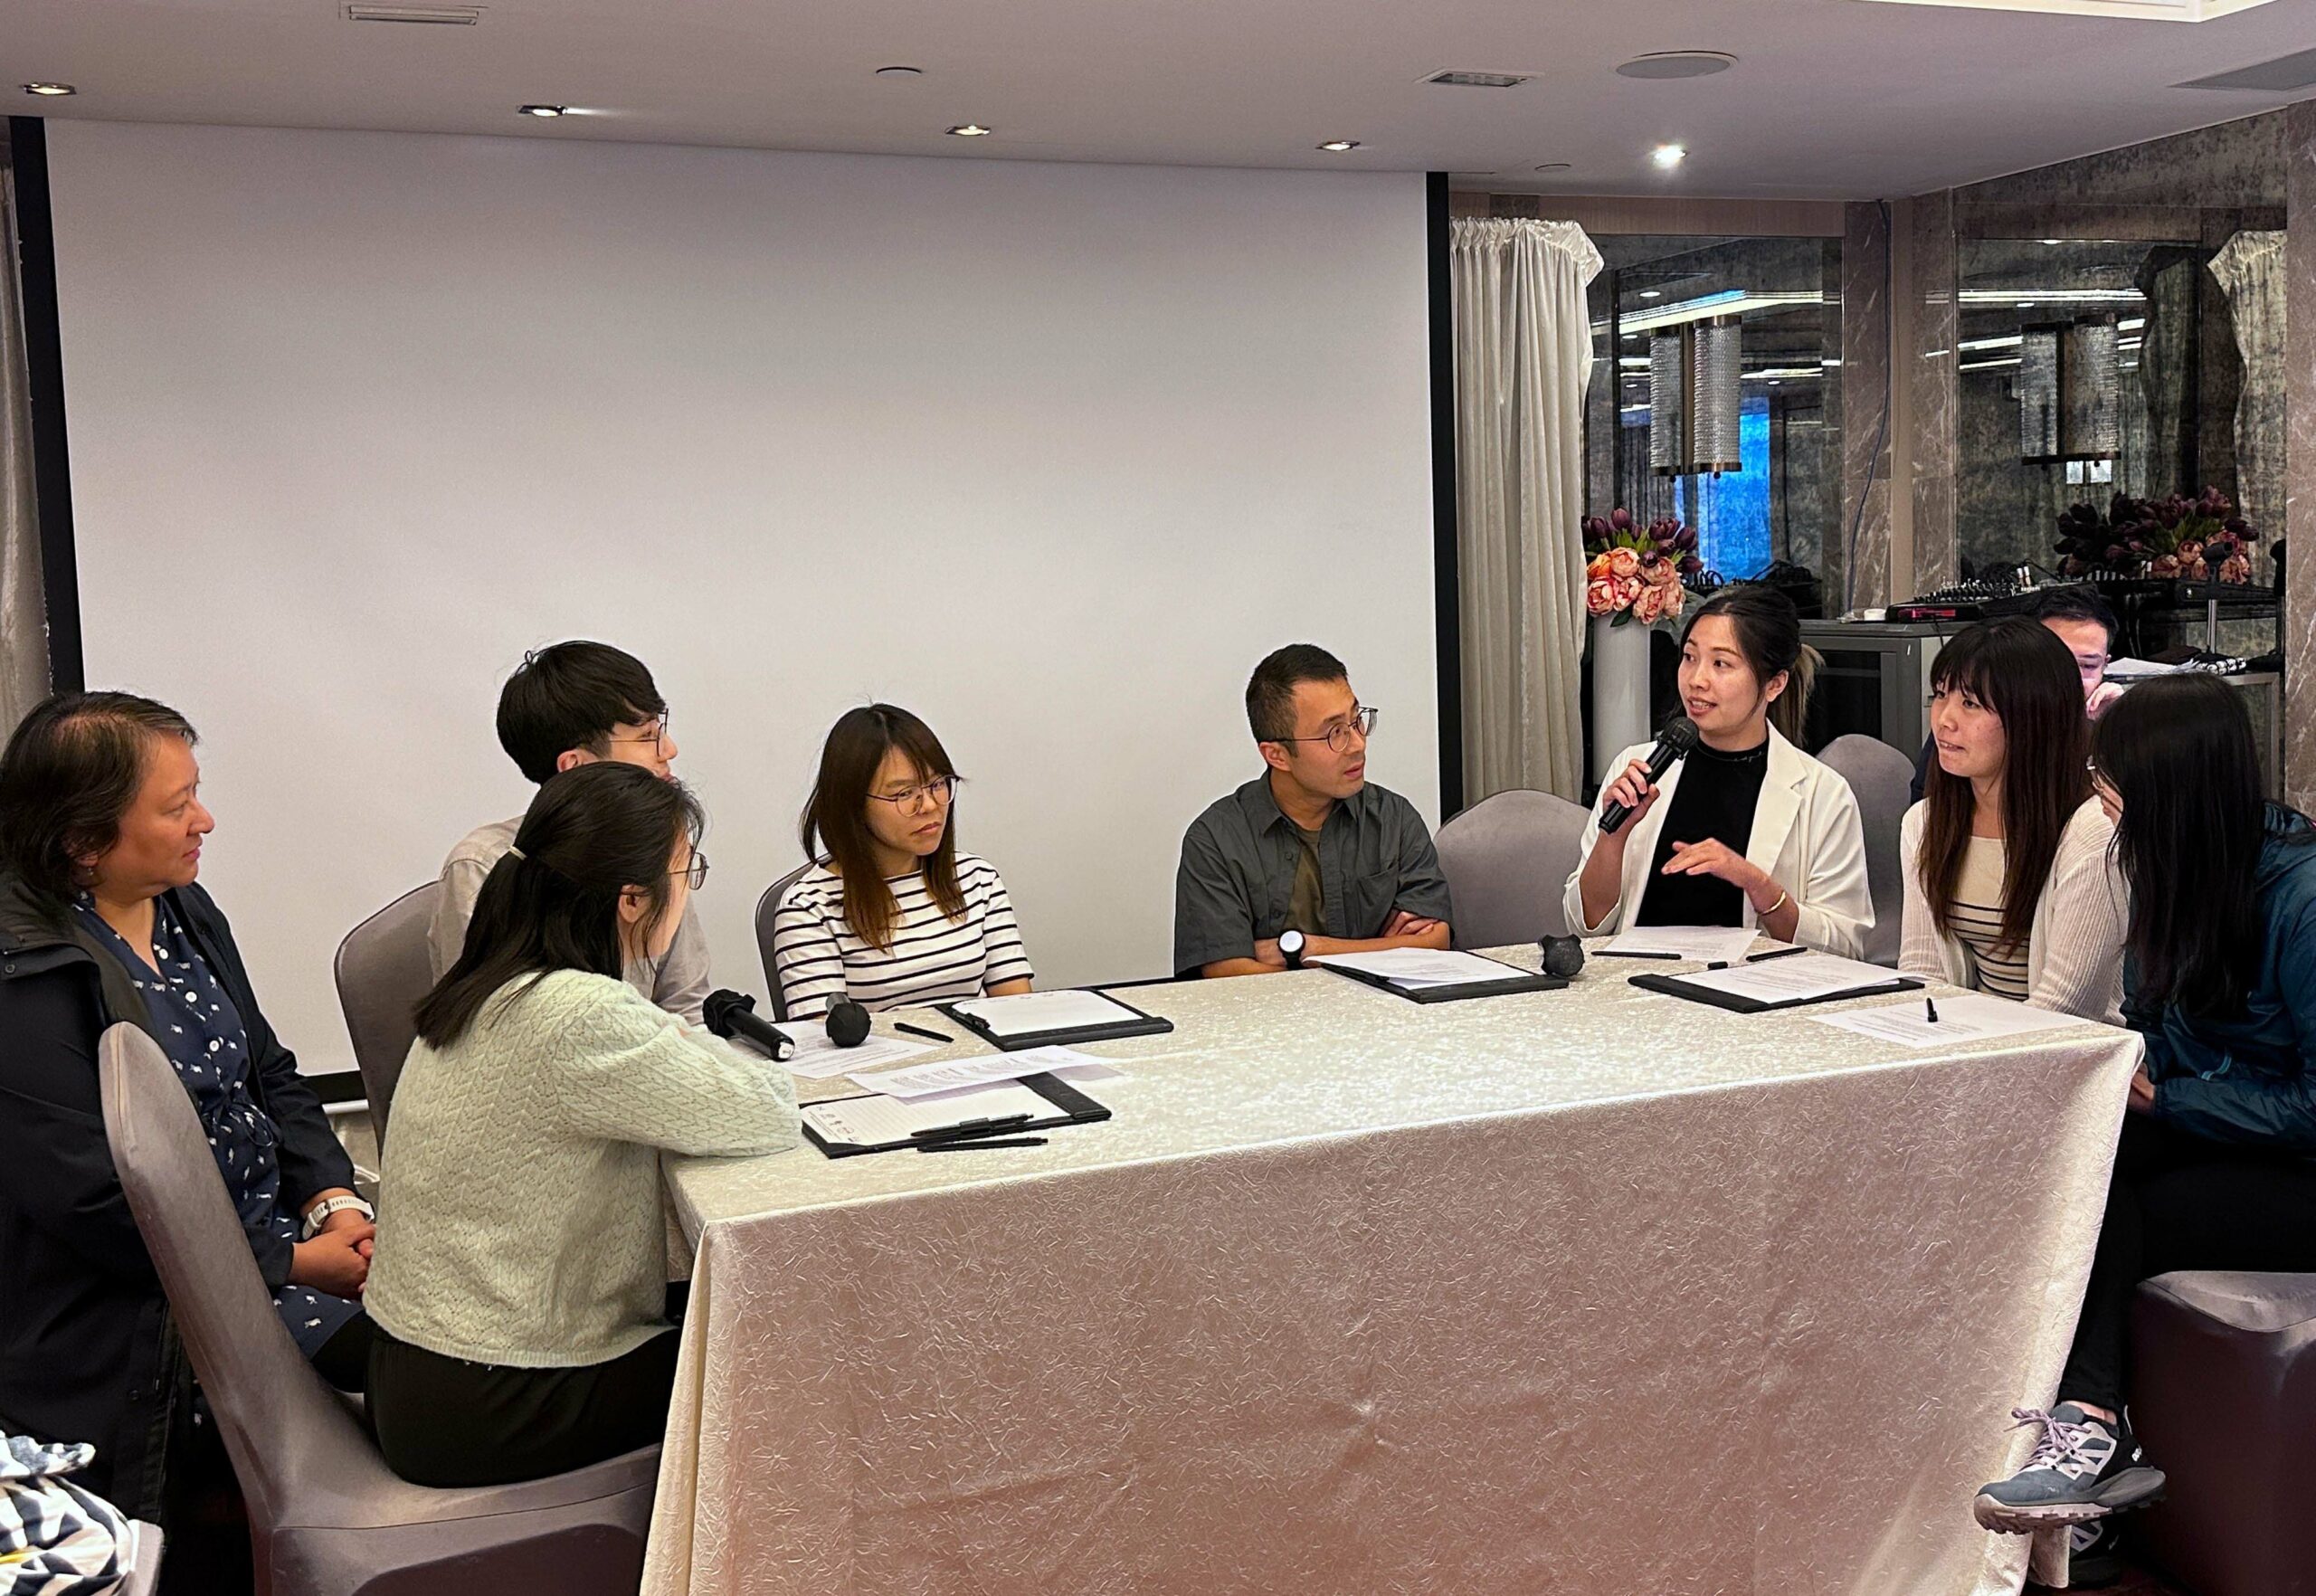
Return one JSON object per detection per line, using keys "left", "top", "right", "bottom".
{"left": 1563, "top": 584, "right": 1873, "bottom": 958}
{"left": 1900, "top": 618, "right": 2126, "bottom": 1021}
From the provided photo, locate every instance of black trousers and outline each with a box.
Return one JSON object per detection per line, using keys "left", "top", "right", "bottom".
{"left": 365, "top": 1325, "right": 681, "bottom": 1488}
{"left": 2060, "top": 1112, "right": 2316, "bottom": 1413}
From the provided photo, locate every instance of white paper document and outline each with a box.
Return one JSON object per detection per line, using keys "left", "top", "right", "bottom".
{"left": 1810, "top": 993, "right": 2092, "bottom": 1050}
{"left": 851, "top": 1045, "right": 1125, "bottom": 1100}
{"left": 949, "top": 988, "right": 1144, "bottom": 1038}
{"left": 1662, "top": 953, "right": 1911, "bottom": 1007}
{"left": 1310, "top": 947, "right": 1524, "bottom": 988}
{"left": 802, "top": 1080, "right": 1062, "bottom": 1146}
{"left": 1602, "top": 926, "right": 1770, "bottom": 965}
{"left": 775, "top": 1029, "right": 938, "bottom": 1080}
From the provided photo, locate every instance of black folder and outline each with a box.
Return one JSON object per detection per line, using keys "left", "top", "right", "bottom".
{"left": 1625, "top": 969, "right": 1921, "bottom": 1014}
{"left": 934, "top": 992, "right": 1176, "bottom": 1052}
{"left": 1319, "top": 954, "right": 1567, "bottom": 1004}
{"left": 802, "top": 1072, "right": 1112, "bottom": 1158}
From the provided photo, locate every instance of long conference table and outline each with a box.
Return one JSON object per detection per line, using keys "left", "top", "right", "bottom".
{"left": 641, "top": 943, "right": 2140, "bottom": 1596}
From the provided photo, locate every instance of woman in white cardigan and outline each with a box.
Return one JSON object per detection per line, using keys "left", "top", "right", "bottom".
{"left": 1900, "top": 618, "right": 2126, "bottom": 1021}
{"left": 1565, "top": 584, "right": 1873, "bottom": 958}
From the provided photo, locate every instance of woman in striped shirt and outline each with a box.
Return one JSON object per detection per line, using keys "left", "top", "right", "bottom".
{"left": 1899, "top": 617, "right": 2127, "bottom": 1021}
{"left": 771, "top": 704, "right": 1034, "bottom": 1020}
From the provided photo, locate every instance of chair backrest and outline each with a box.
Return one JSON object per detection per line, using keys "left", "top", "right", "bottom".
{"left": 332, "top": 882, "right": 441, "bottom": 1151}
{"left": 1815, "top": 734, "right": 1915, "bottom": 967}
{"left": 754, "top": 861, "right": 817, "bottom": 1021}
{"left": 1435, "top": 789, "right": 1592, "bottom": 950}
{"left": 97, "top": 1024, "right": 388, "bottom": 1537}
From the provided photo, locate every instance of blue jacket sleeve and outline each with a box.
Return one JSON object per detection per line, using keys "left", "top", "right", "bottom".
{"left": 2153, "top": 900, "right": 2316, "bottom": 1152}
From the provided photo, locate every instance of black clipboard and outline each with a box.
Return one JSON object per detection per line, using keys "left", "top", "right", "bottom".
{"left": 802, "top": 1072, "right": 1112, "bottom": 1158}
{"left": 934, "top": 992, "right": 1175, "bottom": 1052}
{"left": 1318, "top": 954, "right": 1567, "bottom": 1004}
{"left": 1626, "top": 970, "right": 1922, "bottom": 1014}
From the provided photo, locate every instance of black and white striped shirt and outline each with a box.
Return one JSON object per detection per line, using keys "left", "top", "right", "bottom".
{"left": 770, "top": 855, "right": 1034, "bottom": 1020}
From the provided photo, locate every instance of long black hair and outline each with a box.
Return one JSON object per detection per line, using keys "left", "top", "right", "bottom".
{"left": 415, "top": 762, "right": 704, "bottom": 1048}
{"left": 0, "top": 691, "right": 201, "bottom": 915}
{"left": 2092, "top": 675, "right": 2299, "bottom": 1017}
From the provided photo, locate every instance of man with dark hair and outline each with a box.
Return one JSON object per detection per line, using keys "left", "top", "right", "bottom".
{"left": 1910, "top": 587, "right": 2122, "bottom": 805}
{"left": 1173, "top": 643, "right": 1454, "bottom": 978}
{"left": 429, "top": 641, "right": 710, "bottom": 1024}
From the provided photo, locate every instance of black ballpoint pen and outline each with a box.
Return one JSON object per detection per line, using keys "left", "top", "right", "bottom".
{"left": 918, "top": 1136, "right": 1047, "bottom": 1153}
{"left": 894, "top": 1021, "right": 954, "bottom": 1043}
{"left": 909, "top": 1114, "right": 1034, "bottom": 1143}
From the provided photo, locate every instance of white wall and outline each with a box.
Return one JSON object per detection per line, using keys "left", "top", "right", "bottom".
{"left": 45, "top": 121, "right": 1438, "bottom": 1073}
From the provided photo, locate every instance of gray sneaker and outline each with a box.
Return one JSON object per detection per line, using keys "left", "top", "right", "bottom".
{"left": 1973, "top": 1405, "right": 2166, "bottom": 1533}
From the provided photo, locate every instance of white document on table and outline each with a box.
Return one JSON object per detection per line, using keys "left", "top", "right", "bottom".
{"left": 1309, "top": 947, "right": 1523, "bottom": 987}
{"left": 1665, "top": 953, "right": 1911, "bottom": 1006}
{"left": 1601, "top": 926, "right": 1770, "bottom": 965}
{"left": 949, "top": 988, "right": 1144, "bottom": 1037}
{"left": 802, "top": 1080, "right": 1061, "bottom": 1146}
{"left": 1810, "top": 993, "right": 2091, "bottom": 1050}
{"left": 778, "top": 1029, "right": 937, "bottom": 1080}
{"left": 852, "top": 1045, "right": 1125, "bottom": 1100}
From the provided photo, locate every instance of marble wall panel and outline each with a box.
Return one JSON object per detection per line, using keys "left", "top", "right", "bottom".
{"left": 2284, "top": 101, "right": 2315, "bottom": 813}
{"left": 1910, "top": 189, "right": 1960, "bottom": 596}
{"left": 1839, "top": 202, "right": 1893, "bottom": 610}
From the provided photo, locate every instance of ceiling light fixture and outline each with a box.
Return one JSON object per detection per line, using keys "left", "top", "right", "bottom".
{"left": 1639, "top": 290, "right": 1663, "bottom": 299}
{"left": 946, "top": 123, "right": 992, "bottom": 137}
{"left": 1959, "top": 288, "right": 2140, "bottom": 304}
{"left": 2041, "top": 238, "right": 2064, "bottom": 245}
{"left": 1533, "top": 162, "right": 1572, "bottom": 173}
{"left": 1651, "top": 144, "right": 1686, "bottom": 169}
{"left": 874, "top": 65, "right": 924, "bottom": 78}
{"left": 22, "top": 82, "right": 75, "bottom": 97}
{"left": 345, "top": 4, "right": 480, "bottom": 21}
{"left": 1318, "top": 139, "right": 1362, "bottom": 152}
{"left": 1596, "top": 288, "right": 1821, "bottom": 336}
{"left": 1616, "top": 51, "right": 1738, "bottom": 80}
{"left": 1423, "top": 69, "right": 1534, "bottom": 89}
{"left": 1846, "top": 0, "right": 2271, "bottom": 18}
{"left": 517, "top": 104, "right": 567, "bottom": 118}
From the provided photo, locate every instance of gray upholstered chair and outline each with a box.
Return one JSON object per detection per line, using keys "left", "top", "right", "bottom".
{"left": 119, "top": 1522, "right": 164, "bottom": 1595}
{"left": 1814, "top": 735, "right": 1913, "bottom": 967}
{"left": 2130, "top": 1271, "right": 2316, "bottom": 1596}
{"left": 98, "top": 1023, "right": 659, "bottom": 1596}
{"left": 754, "top": 861, "right": 817, "bottom": 1020}
{"left": 332, "top": 883, "right": 440, "bottom": 1151}
{"left": 1435, "top": 790, "right": 1590, "bottom": 949}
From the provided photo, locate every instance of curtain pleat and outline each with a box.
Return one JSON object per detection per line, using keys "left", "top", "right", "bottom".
{"left": 1, "top": 166, "right": 49, "bottom": 734}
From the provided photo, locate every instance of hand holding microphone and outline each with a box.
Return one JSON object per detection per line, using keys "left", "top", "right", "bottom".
{"left": 1598, "top": 717, "right": 1698, "bottom": 838}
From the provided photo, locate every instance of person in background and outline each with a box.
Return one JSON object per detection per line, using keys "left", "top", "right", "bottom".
{"left": 1566, "top": 584, "right": 1872, "bottom": 957}
{"left": 1971, "top": 676, "right": 2316, "bottom": 1583}
{"left": 1900, "top": 618, "right": 2127, "bottom": 1021}
{"left": 0, "top": 693, "right": 372, "bottom": 1534}
{"left": 430, "top": 641, "right": 708, "bottom": 1027}
{"left": 771, "top": 705, "right": 1033, "bottom": 1020}
{"left": 367, "top": 763, "right": 798, "bottom": 1488}
{"left": 1909, "top": 585, "right": 2121, "bottom": 805}
{"left": 1174, "top": 643, "right": 1453, "bottom": 978}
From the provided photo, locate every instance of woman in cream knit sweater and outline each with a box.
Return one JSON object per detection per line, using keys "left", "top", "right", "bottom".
{"left": 1900, "top": 619, "right": 2126, "bottom": 1022}
{"left": 365, "top": 763, "right": 798, "bottom": 1488}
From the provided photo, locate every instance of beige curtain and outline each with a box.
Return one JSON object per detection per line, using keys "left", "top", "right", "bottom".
{"left": 1, "top": 165, "right": 47, "bottom": 733}
{"left": 1450, "top": 218, "right": 1601, "bottom": 804}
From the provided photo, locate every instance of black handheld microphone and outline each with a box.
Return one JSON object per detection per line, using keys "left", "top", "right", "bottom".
{"left": 703, "top": 989, "right": 793, "bottom": 1062}
{"left": 1539, "top": 935, "right": 1586, "bottom": 978}
{"left": 826, "top": 998, "right": 872, "bottom": 1049}
{"left": 1598, "top": 717, "right": 1699, "bottom": 835}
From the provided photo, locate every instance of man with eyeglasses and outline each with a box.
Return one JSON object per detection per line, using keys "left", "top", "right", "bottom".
{"left": 427, "top": 641, "right": 711, "bottom": 1026}
{"left": 1175, "top": 643, "right": 1454, "bottom": 978}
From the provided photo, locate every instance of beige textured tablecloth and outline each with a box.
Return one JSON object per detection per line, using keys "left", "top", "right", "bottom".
{"left": 643, "top": 945, "right": 2140, "bottom": 1596}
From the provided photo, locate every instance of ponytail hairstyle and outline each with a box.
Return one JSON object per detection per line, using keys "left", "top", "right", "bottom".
{"left": 1678, "top": 584, "right": 1812, "bottom": 744}
{"left": 414, "top": 762, "right": 703, "bottom": 1049}
{"left": 800, "top": 704, "right": 965, "bottom": 951}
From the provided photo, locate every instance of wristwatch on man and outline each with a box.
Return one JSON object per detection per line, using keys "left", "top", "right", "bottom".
{"left": 301, "top": 1194, "right": 375, "bottom": 1240}
{"left": 1278, "top": 928, "right": 1307, "bottom": 970}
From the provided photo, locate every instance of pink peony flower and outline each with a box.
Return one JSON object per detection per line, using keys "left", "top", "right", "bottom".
{"left": 2221, "top": 554, "right": 2252, "bottom": 584}
{"left": 1613, "top": 574, "right": 1644, "bottom": 608}
{"left": 1660, "top": 581, "right": 1685, "bottom": 618}
{"left": 1587, "top": 551, "right": 1615, "bottom": 581}
{"left": 1586, "top": 578, "right": 1619, "bottom": 617}
{"left": 1643, "top": 556, "right": 1681, "bottom": 587}
{"left": 2149, "top": 555, "right": 2181, "bottom": 577}
{"left": 1606, "top": 547, "right": 1642, "bottom": 581}
{"left": 1632, "top": 583, "right": 1666, "bottom": 625}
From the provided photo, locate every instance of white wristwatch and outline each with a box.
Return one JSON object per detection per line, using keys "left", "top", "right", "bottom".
{"left": 301, "top": 1194, "right": 375, "bottom": 1239}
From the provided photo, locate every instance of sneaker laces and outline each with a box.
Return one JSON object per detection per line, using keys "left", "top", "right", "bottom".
{"left": 2010, "top": 1407, "right": 2105, "bottom": 1472}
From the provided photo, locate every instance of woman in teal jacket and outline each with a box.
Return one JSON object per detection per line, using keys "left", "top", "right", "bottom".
{"left": 1972, "top": 675, "right": 2316, "bottom": 1576}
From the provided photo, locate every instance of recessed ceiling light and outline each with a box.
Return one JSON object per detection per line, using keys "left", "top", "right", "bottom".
{"left": 1639, "top": 290, "right": 1663, "bottom": 299}
{"left": 875, "top": 65, "right": 923, "bottom": 78}
{"left": 946, "top": 123, "right": 992, "bottom": 138}
{"left": 1317, "top": 139, "right": 1362, "bottom": 152}
{"left": 1651, "top": 144, "right": 1686, "bottom": 169}
{"left": 1617, "top": 51, "right": 1738, "bottom": 80}
{"left": 22, "top": 82, "right": 76, "bottom": 97}
{"left": 2041, "top": 238, "right": 2064, "bottom": 245}
{"left": 1533, "top": 161, "right": 1572, "bottom": 173}
{"left": 1844, "top": 0, "right": 2270, "bottom": 18}
{"left": 2018, "top": 300, "right": 2037, "bottom": 308}
{"left": 517, "top": 104, "right": 567, "bottom": 118}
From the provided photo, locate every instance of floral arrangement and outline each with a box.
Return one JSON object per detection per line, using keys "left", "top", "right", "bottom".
{"left": 2053, "top": 489, "right": 2257, "bottom": 584}
{"left": 1582, "top": 509, "right": 1702, "bottom": 627}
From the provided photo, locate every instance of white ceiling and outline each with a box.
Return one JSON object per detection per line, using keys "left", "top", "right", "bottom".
{"left": 6, "top": 0, "right": 2313, "bottom": 198}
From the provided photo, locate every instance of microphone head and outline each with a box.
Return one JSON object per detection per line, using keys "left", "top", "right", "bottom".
{"left": 826, "top": 999, "right": 872, "bottom": 1048}
{"left": 1661, "top": 717, "right": 1700, "bottom": 756}
{"left": 701, "top": 988, "right": 755, "bottom": 1039}
{"left": 1539, "top": 936, "right": 1586, "bottom": 978}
